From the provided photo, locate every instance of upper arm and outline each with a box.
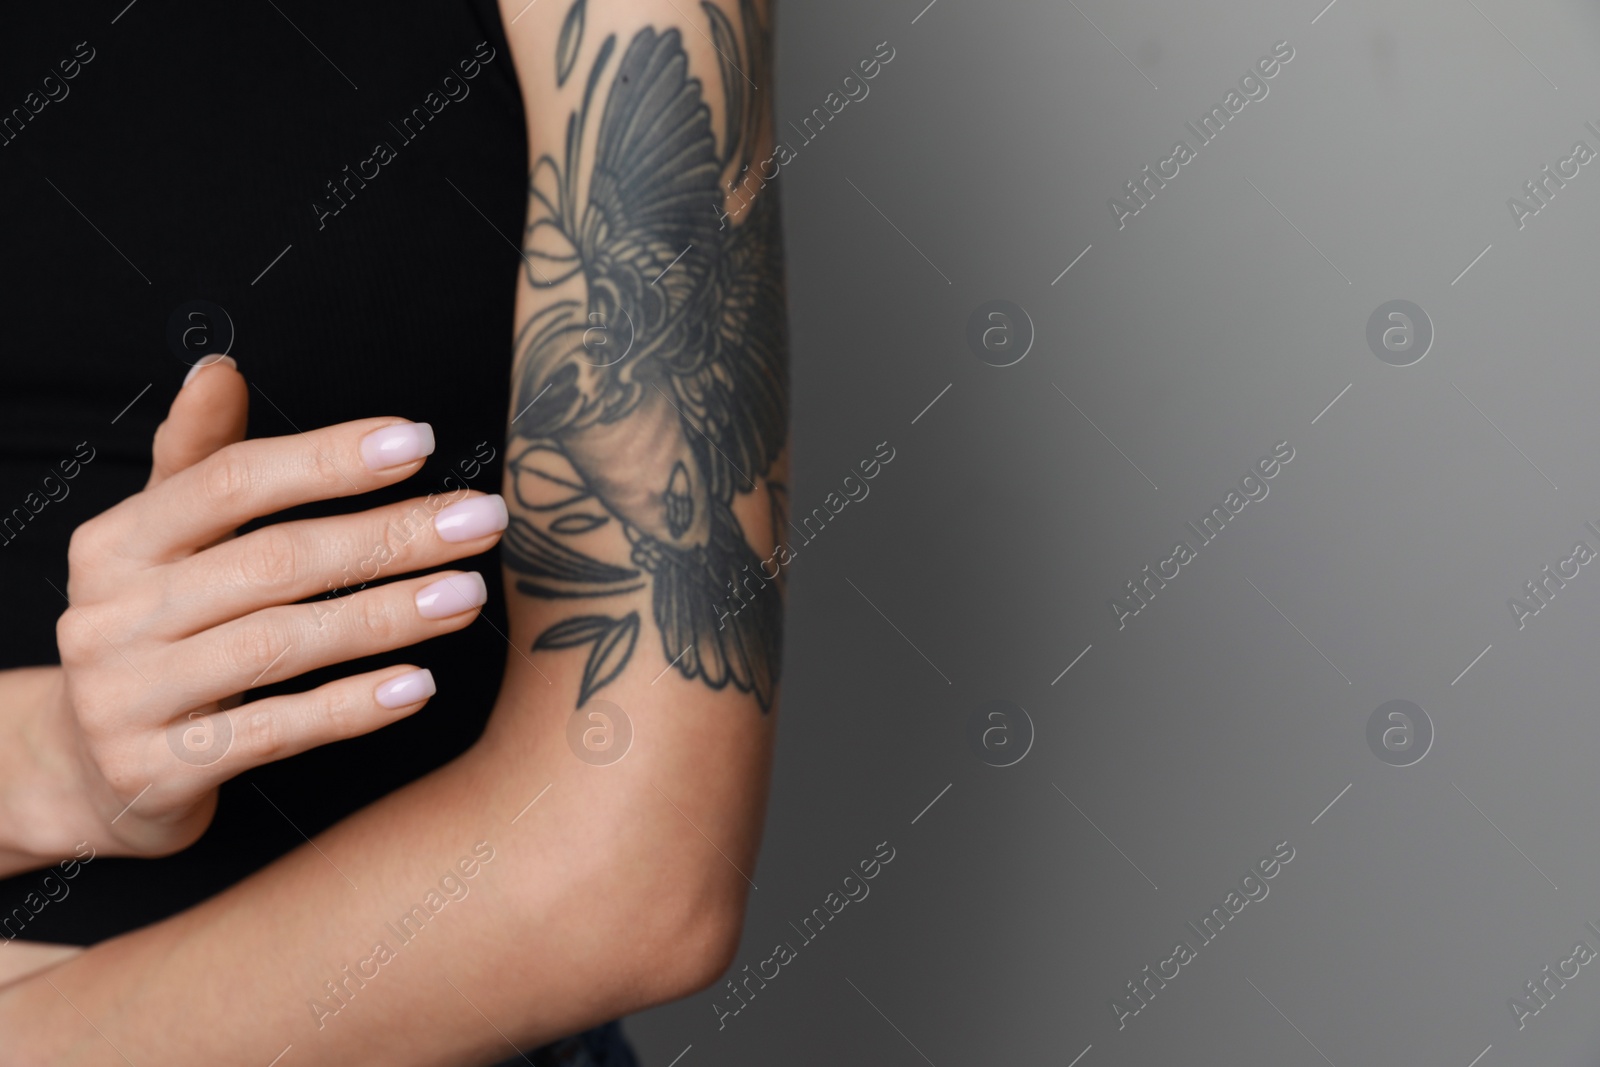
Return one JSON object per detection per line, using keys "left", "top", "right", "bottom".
{"left": 481, "top": 0, "right": 789, "bottom": 945}
{"left": 490, "top": 0, "right": 787, "bottom": 723}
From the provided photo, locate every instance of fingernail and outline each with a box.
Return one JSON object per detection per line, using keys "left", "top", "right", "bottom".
{"left": 375, "top": 669, "right": 436, "bottom": 709}
{"left": 360, "top": 422, "right": 436, "bottom": 470}
{"left": 182, "top": 354, "right": 237, "bottom": 387}
{"left": 415, "top": 572, "right": 488, "bottom": 619}
{"left": 434, "top": 495, "right": 508, "bottom": 542}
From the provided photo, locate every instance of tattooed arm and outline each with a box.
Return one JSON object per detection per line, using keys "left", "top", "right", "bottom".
{"left": 0, "top": 2, "right": 786, "bottom": 1063}
{"left": 506, "top": 0, "right": 788, "bottom": 714}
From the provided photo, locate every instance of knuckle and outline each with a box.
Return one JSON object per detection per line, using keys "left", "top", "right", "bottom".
{"left": 66, "top": 520, "right": 105, "bottom": 571}
{"left": 224, "top": 621, "right": 289, "bottom": 677}
{"left": 241, "top": 706, "right": 285, "bottom": 761}
{"left": 303, "top": 445, "right": 346, "bottom": 494}
{"left": 96, "top": 751, "right": 148, "bottom": 798}
{"left": 238, "top": 527, "right": 301, "bottom": 589}
{"left": 199, "top": 446, "right": 254, "bottom": 510}
{"left": 340, "top": 508, "right": 430, "bottom": 593}
{"left": 55, "top": 608, "right": 98, "bottom": 661}
{"left": 318, "top": 684, "right": 366, "bottom": 739}
{"left": 385, "top": 503, "right": 433, "bottom": 560}
{"left": 372, "top": 515, "right": 413, "bottom": 576}
{"left": 352, "top": 594, "right": 404, "bottom": 645}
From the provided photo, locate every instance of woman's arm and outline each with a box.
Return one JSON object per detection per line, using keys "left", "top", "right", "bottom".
{"left": 0, "top": 1, "right": 787, "bottom": 1061}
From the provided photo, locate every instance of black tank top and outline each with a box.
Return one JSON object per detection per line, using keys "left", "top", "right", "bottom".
{"left": 0, "top": 0, "right": 526, "bottom": 943}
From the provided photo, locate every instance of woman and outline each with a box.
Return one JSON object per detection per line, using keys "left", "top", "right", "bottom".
{"left": 0, "top": 0, "right": 787, "bottom": 1062}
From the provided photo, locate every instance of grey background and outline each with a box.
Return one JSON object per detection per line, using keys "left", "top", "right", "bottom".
{"left": 629, "top": 0, "right": 1600, "bottom": 1064}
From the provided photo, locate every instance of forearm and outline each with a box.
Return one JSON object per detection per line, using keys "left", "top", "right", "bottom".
{"left": 0, "top": 941, "right": 80, "bottom": 989}
{"left": 0, "top": 660, "right": 768, "bottom": 1065}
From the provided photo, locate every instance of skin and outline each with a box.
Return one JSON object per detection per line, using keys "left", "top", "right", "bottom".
{"left": 0, "top": 1, "right": 785, "bottom": 1062}
{"left": 0, "top": 360, "right": 500, "bottom": 876}
{"left": 0, "top": 361, "right": 501, "bottom": 982}
{"left": 508, "top": 0, "right": 789, "bottom": 711}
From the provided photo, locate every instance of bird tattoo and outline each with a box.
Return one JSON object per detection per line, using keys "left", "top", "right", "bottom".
{"left": 505, "top": 0, "right": 787, "bottom": 711}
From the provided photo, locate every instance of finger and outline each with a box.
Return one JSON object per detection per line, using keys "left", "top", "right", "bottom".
{"left": 169, "top": 666, "right": 437, "bottom": 789}
{"left": 123, "top": 417, "right": 439, "bottom": 560}
{"left": 147, "top": 356, "right": 249, "bottom": 490}
{"left": 163, "top": 570, "right": 489, "bottom": 703}
{"left": 161, "top": 492, "right": 508, "bottom": 638}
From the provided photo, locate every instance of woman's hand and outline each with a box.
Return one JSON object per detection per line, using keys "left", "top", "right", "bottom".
{"left": 1, "top": 357, "right": 508, "bottom": 864}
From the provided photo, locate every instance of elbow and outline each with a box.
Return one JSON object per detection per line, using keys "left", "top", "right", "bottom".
{"left": 633, "top": 865, "right": 749, "bottom": 1005}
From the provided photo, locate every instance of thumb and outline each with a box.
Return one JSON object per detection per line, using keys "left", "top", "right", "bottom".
{"left": 147, "top": 355, "right": 249, "bottom": 490}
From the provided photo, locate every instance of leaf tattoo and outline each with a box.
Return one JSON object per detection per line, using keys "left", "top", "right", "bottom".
{"left": 532, "top": 612, "right": 641, "bottom": 707}
{"left": 551, "top": 513, "right": 610, "bottom": 535}
{"left": 556, "top": 0, "right": 585, "bottom": 87}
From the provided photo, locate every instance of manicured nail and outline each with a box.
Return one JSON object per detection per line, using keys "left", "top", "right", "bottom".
{"left": 182, "top": 354, "right": 237, "bottom": 386}
{"left": 434, "top": 495, "right": 508, "bottom": 542}
{"left": 415, "top": 572, "right": 488, "bottom": 619}
{"left": 360, "top": 422, "right": 435, "bottom": 470}
{"left": 375, "top": 669, "right": 436, "bottom": 709}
